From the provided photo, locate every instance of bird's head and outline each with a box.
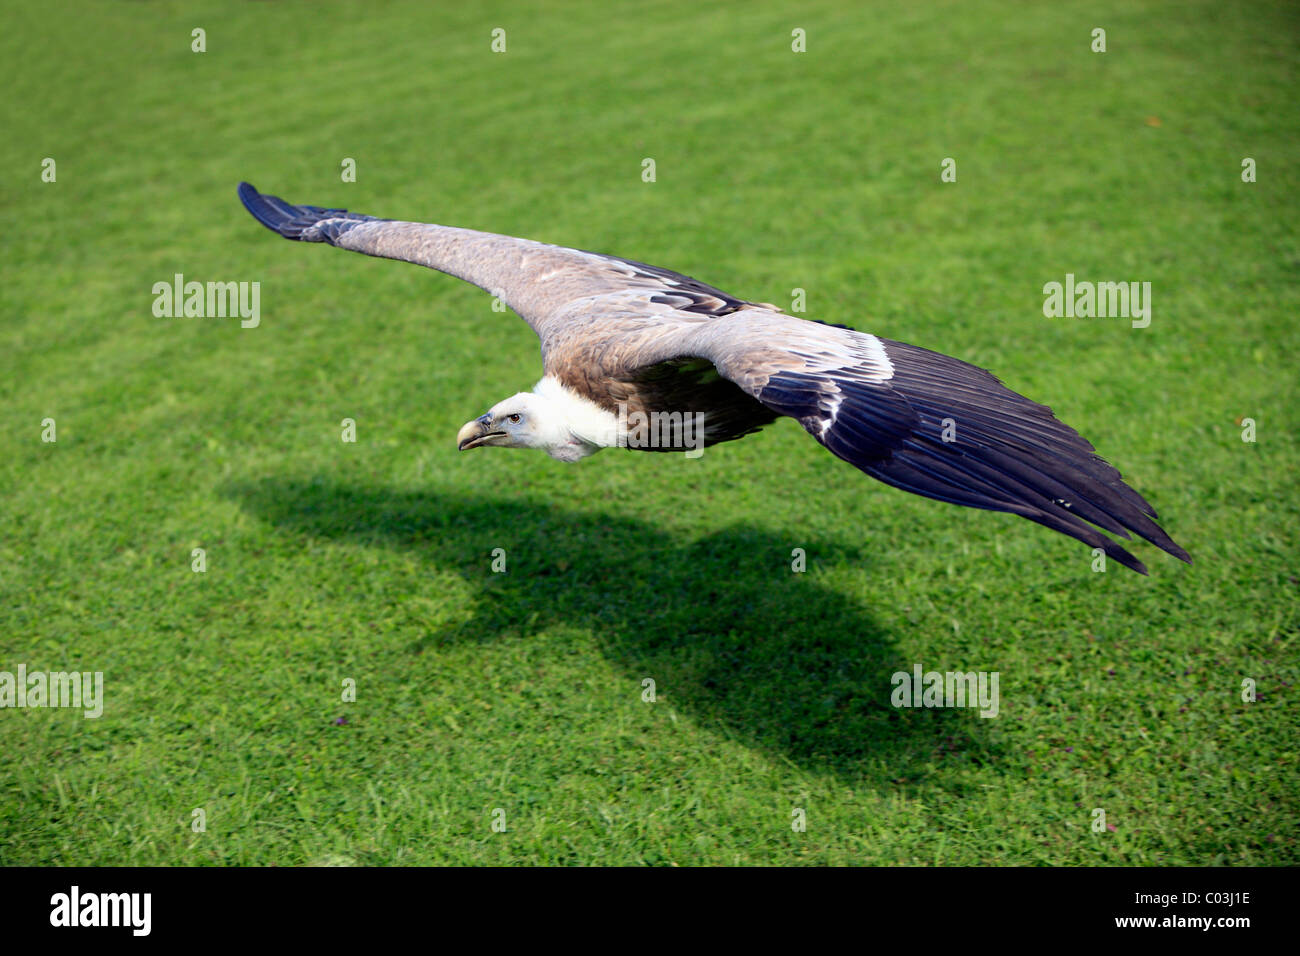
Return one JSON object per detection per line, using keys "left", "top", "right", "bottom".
{"left": 457, "top": 391, "right": 598, "bottom": 461}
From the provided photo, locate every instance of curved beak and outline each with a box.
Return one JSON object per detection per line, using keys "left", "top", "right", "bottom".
{"left": 457, "top": 414, "right": 503, "bottom": 451}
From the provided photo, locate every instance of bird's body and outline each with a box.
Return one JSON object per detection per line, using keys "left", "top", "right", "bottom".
{"left": 238, "top": 182, "right": 1190, "bottom": 574}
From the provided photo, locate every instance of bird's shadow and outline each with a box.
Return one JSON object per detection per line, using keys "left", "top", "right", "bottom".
{"left": 228, "top": 477, "right": 996, "bottom": 784}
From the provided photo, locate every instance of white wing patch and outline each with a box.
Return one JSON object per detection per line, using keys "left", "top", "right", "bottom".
{"left": 858, "top": 333, "right": 895, "bottom": 382}
{"left": 820, "top": 391, "right": 845, "bottom": 436}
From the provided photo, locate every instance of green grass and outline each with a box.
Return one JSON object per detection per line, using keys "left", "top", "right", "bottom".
{"left": 1, "top": 0, "right": 1297, "bottom": 865}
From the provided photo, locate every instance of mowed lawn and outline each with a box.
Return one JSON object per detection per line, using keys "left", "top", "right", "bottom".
{"left": 1, "top": 0, "right": 1296, "bottom": 865}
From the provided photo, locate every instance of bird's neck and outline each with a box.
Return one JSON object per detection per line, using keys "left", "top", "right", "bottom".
{"left": 532, "top": 376, "right": 622, "bottom": 458}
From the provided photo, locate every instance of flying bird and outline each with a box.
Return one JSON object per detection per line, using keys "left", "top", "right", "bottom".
{"left": 237, "top": 182, "right": 1190, "bottom": 574}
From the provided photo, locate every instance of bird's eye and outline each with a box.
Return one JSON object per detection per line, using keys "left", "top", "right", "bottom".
{"left": 508, "top": 413, "right": 522, "bottom": 424}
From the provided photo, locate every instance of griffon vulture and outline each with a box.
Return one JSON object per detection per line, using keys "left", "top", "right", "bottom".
{"left": 237, "top": 183, "right": 1189, "bottom": 574}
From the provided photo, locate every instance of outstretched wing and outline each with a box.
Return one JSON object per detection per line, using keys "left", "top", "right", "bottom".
{"left": 237, "top": 183, "right": 773, "bottom": 342}
{"left": 634, "top": 311, "right": 1191, "bottom": 574}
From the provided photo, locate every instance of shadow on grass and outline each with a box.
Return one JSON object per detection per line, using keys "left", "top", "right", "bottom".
{"left": 230, "top": 477, "right": 996, "bottom": 783}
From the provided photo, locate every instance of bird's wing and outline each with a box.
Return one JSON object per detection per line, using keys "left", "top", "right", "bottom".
{"left": 608, "top": 309, "right": 1190, "bottom": 574}
{"left": 238, "top": 183, "right": 773, "bottom": 342}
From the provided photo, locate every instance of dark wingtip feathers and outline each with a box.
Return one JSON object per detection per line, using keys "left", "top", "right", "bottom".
{"left": 761, "top": 338, "right": 1191, "bottom": 575}
{"left": 237, "top": 182, "right": 378, "bottom": 243}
